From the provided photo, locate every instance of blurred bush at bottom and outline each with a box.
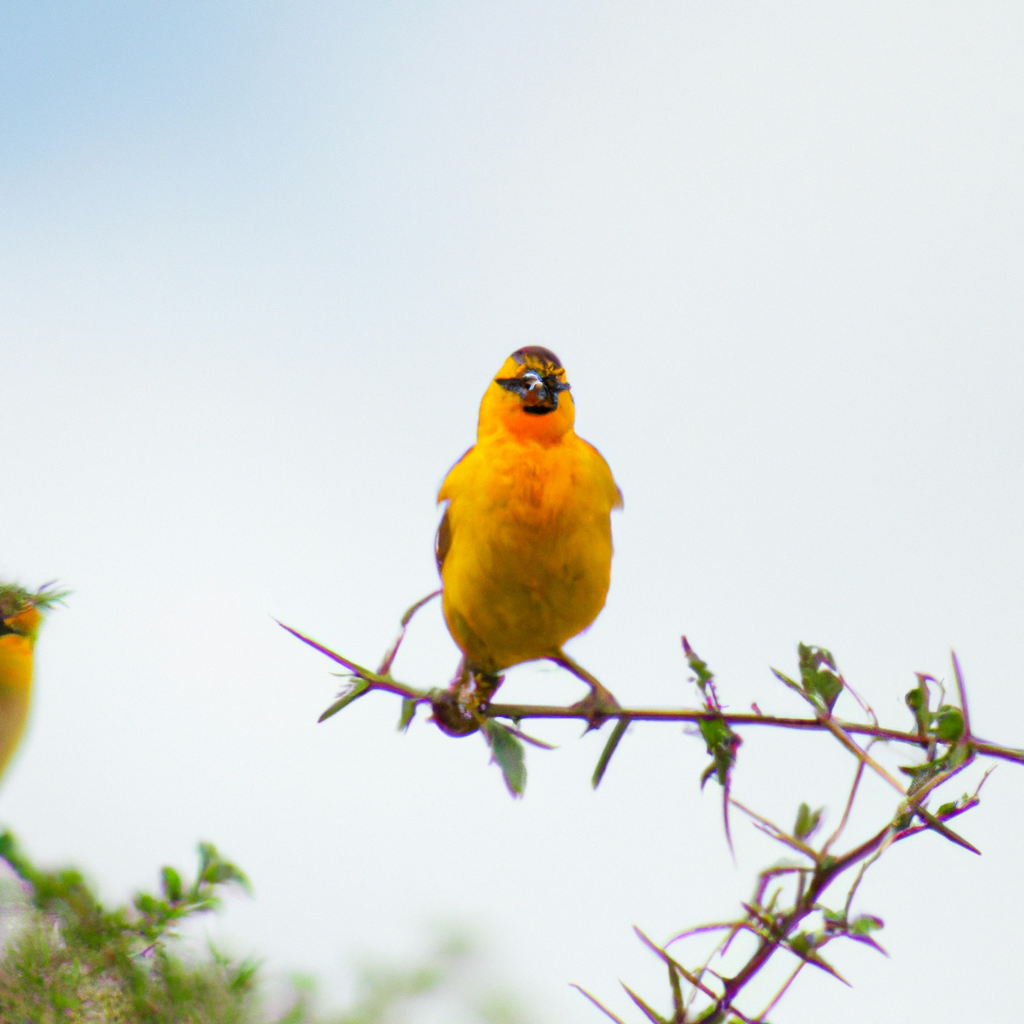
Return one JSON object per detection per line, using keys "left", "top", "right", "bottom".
{"left": 0, "top": 832, "right": 530, "bottom": 1024}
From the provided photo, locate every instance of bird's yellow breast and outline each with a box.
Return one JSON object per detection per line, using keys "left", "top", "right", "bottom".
{"left": 0, "top": 633, "right": 34, "bottom": 779}
{"left": 438, "top": 429, "right": 621, "bottom": 672}
{"left": 0, "top": 634, "right": 33, "bottom": 694}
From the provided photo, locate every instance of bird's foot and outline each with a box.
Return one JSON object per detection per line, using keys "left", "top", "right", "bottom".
{"left": 430, "top": 689, "right": 483, "bottom": 736}
{"left": 549, "top": 649, "right": 621, "bottom": 731}
{"left": 430, "top": 665, "right": 505, "bottom": 737}
{"left": 568, "top": 683, "right": 621, "bottom": 732}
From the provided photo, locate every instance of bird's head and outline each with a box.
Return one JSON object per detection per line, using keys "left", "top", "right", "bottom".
{"left": 479, "top": 346, "right": 575, "bottom": 441}
{"left": 0, "top": 606, "right": 42, "bottom": 643}
{"left": 0, "top": 584, "right": 65, "bottom": 644}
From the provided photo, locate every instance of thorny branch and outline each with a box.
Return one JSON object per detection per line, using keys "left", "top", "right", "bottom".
{"left": 282, "top": 597, "right": 1020, "bottom": 1023}
{"left": 281, "top": 614, "right": 1024, "bottom": 768}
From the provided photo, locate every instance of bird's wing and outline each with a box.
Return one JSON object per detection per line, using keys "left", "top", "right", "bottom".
{"left": 435, "top": 505, "right": 452, "bottom": 573}
{"left": 436, "top": 445, "right": 475, "bottom": 574}
{"left": 581, "top": 439, "right": 624, "bottom": 510}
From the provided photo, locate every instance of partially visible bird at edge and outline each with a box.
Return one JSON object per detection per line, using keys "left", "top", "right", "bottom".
{"left": 0, "top": 584, "right": 64, "bottom": 783}
{"left": 433, "top": 346, "right": 622, "bottom": 734}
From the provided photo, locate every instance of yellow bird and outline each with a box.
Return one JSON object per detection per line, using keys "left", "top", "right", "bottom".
{"left": 435, "top": 347, "right": 622, "bottom": 729}
{"left": 0, "top": 586, "right": 56, "bottom": 781}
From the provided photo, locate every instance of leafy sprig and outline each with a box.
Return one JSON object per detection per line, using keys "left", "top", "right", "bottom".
{"left": 0, "top": 581, "right": 71, "bottom": 620}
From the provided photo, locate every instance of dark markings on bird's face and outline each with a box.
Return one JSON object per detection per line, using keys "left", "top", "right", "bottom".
{"left": 0, "top": 620, "right": 15, "bottom": 637}
{"left": 495, "top": 368, "right": 571, "bottom": 415}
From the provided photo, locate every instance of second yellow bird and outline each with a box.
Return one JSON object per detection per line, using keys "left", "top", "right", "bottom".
{"left": 0, "top": 587, "right": 48, "bottom": 782}
{"left": 436, "top": 347, "right": 622, "bottom": 723}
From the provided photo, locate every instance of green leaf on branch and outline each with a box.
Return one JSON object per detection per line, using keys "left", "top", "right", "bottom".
{"left": 892, "top": 807, "right": 914, "bottom": 831}
{"left": 789, "top": 930, "right": 819, "bottom": 956}
{"left": 684, "top": 640, "right": 741, "bottom": 849}
{"left": 397, "top": 697, "right": 418, "bottom": 732}
{"left": 851, "top": 914, "right": 884, "bottom": 936}
{"left": 904, "top": 677, "right": 967, "bottom": 745}
{"left": 899, "top": 738, "right": 975, "bottom": 796}
{"left": 695, "top": 1009, "right": 727, "bottom": 1023}
{"left": 794, "top": 802, "right": 824, "bottom": 840}
{"left": 483, "top": 720, "right": 526, "bottom": 797}
{"left": 699, "top": 718, "right": 738, "bottom": 789}
{"left": 682, "top": 636, "right": 714, "bottom": 693}
{"left": 906, "top": 675, "right": 932, "bottom": 735}
{"left": 820, "top": 906, "right": 844, "bottom": 926}
{"left": 948, "top": 739, "right": 973, "bottom": 768}
{"left": 820, "top": 907, "right": 885, "bottom": 947}
{"left": 797, "top": 644, "right": 844, "bottom": 714}
{"left": 698, "top": 715, "right": 741, "bottom": 853}
{"left": 592, "top": 715, "right": 631, "bottom": 789}
{"left": 788, "top": 932, "right": 849, "bottom": 984}
{"left": 161, "top": 866, "right": 182, "bottom": 903}
{"left": 937, "top": 792, "right": 975, "bottom": 817}
{"left": 682, "top": 640, "right": 740, "bottom": 791}
{"left": 195, "top": 841, "right": 248, "bottom": 894}
{"left": 934, "top": 705, "right": 965, "bottom": 743}
{"left": 898, "top": 761, "right": 937, "bottom": 789}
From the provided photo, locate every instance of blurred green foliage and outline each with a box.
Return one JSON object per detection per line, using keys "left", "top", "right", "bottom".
{"left": 0, "top": 832, "right": 529, "bottom": 1024}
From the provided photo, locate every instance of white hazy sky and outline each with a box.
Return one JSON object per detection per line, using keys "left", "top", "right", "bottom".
{"left": 2, "top": 3, "right": 1023, "bottom": 1021}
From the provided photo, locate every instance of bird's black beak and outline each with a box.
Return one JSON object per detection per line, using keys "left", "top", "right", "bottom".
{"left": 495, "top": 370, "right": 571, "bottom": 415}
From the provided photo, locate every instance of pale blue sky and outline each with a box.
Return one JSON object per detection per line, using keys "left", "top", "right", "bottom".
{"left": 2, "top": 4, "right": 1023, "bottom": 1020}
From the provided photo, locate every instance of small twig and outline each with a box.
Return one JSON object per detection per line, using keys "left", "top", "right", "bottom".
{"left": 952, "top": 650, "right": 972, "bottom": 740}
{"left": 503, "top": 724, "right": 557, "bottom": 750}
{"left": 683, "top": 927, "right": 737, "bottom": 1016}
{"left": 377, "top": 589, "right": 441, "bottom": 675}
{"left": 621, "top": 983, "right": 669, "bottom": 1023}
{"left": 760, "top": 865, "right": 812, "bottom": 880}
{"left": 817, "top": 716, "right": 979, "bottom": 855}
{"left": 277, "top": 621, "right": 426, "bottom": 701}
{"left": 835, "top": 765, "right": 985, "bottom": 923}
{"left": 667, "top": 922, "right": 746, "bottom": 944}
{"left": 842, "top": 678, "right": 879, "bottom": 728}
{"left": 756, "top": 961, "right": 805, "bottom": 1021}
{"left": 633, "top": 927, "right": 720, "bottom": 1004}
{"left": 971, "top": 738, "right": 1024, "bottom": 765}
{"left": 730, "top": 799, "right": 819, "bottom": 862}
{"left": 842, "top": 840, "right": 891, "bottom": 921}
{"left": 569, "top": 984, "right": 631, "bottom": 1024}
{"left": 888, "top": 765, "right": 995, "bottom": 844}
{"left": 823, "top": 758, "right": 868, "bottom": 855}
{"left": 889, "top": 799, "right": 979, "bottom": 843}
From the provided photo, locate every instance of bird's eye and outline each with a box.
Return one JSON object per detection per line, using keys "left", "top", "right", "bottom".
{"left": 494, "top": 368, "right": 565, "bottom": 412}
